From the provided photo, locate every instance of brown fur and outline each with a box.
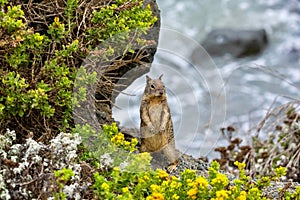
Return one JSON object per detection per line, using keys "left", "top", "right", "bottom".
{"left": 140, "top": 75, "right": 178, "bottom": 167}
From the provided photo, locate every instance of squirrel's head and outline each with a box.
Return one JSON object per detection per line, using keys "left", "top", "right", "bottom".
{"left": 145, "top": 74, "right": 166, "bottom": 99}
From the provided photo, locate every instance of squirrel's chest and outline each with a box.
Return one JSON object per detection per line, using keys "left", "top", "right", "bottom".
{"left": 148, "top": 104, "right": 163, "bottom": 125}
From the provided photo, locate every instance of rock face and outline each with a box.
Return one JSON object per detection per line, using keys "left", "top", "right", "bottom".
{"left": 201, "top": 28, "right": 268, "bottom": 58}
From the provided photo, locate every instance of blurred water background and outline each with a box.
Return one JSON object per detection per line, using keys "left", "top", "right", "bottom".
{"left": 113, "top": 0, "right": 300, "bottom": 159}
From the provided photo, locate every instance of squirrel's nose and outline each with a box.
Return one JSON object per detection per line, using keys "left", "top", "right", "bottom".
{"left": 159, "top": 91, "right": 163, "bottom": 95}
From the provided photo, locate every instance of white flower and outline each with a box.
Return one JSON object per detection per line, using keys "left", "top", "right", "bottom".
{"left": 10, "top": 144, "right": 21, "bottom": 155}
{"left": 21, "top": 188, "right": 28, "bottom": 196}
{"left": 0, "top": 189, "right": 11, "bottom": 200}
{"left": 43, "top": 161, "right": 48, "bottom": 167}
{"left": 70, "top": 164, "right": 81, "bottom": 181}
{"left": 6, "top": 129, "right": 16, "bottom": 141}
{"left": 10, "top": 156, "right": 18, "bottom": 162}
{"left": 13, "top": 167, "right": 22, "bottom": 174}
{"left": 257, "top": 158, "right": 263, "bottom": 163}
{"left": 63, "top": 183, "right": 79, "bottom": 197}
{"left": 0, "top": 150, "right": 7, "bottom": 159}
{"left": 65, "top": 150, "right": 77, "bottom": 162}
{"left": 0, "top": 169, "right": 7, "bottom": 176}
{"left": 280, "top": 155, "right": 286, "bottom": 160}
{"left": 74, "top": 192, "right": 81, "bottom": 200}
{"left": 25, "top": 138, "right": 42, "bottom": 157}
{"left": 13, "top": 162, "right": 28, "bottom": 175}
{"left": 32, "top": 155, "right": 42, "bottom": 163}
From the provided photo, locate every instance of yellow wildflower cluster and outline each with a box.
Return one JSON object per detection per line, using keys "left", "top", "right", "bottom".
{"left": 171, "top": 194, "right": 180, "bottom": 200}
{"left": 211, "top": 173, "right": 229, "bottom": 188}
{"left": 187, "top": 187, "right": 198, "bottom": 199}
{"left": 195, "top": 176, "right": 209, "bottom": 189}
{"left": 186, "top": 177, "right": 209, "bottom": 200}
{"left": 110, "top": 132, "right": 124, "bottom": 145}
{"left": 122, "top": 187, "right": 129, "bottom": 193}
{"left": 138, "top": 173, "right": 150, "bottom": 185}
{"left": 92, "top": 157, "right": 289, "bottom": 200}
{"left": 170, "top": 179, "right": 182, "bottom": 190}
{"left": 157, "top": 169, "right": 169, "bottom": 180}
{"left": 146, "top": 181, "right": 166, "bottom": 200}
{"left": 211, "top": 190, "right": 230, "bottom": 200}
{"left": 148, "top": 183, "right": 165, "bottom": 200}
{"left": 143, "top": 174, "right": 150, "bottom": 181}
{"left": 100, "top": 182, "right": 109, "bottom": 192}
{"left": 234, "top": 161, "right": 246, "bottom": 171}
{"left": 150, "top": 184, "right": 161, "bottom": 192}
{"left": 110, "top": 131, "right": 138, "bottom": 152}
{"left": 237, "top": 191, "right": 247, "bottom": 200}
{"left": 146, "top": 192, "right": 164, "bottom": 200}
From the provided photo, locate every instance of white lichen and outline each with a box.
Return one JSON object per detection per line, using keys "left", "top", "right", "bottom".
{"left": 0, "top": 130, "right": 86, "bottom": 199}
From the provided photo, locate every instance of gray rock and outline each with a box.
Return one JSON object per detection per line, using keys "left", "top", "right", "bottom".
{"left": 200, "top": 28, "right": 268, "bottom": 58}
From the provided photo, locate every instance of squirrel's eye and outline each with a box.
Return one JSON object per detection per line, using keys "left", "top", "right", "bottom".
{"left": 150, "top": 84, "right": 155, "bottom": 89}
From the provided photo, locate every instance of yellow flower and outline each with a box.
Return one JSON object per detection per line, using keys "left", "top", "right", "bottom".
{"left": 143, "top": 174, "right": 150, "bottom": 181}
{"left": 152, "top": 192, "right": 164, "bottom": 200}
{"left": 117, "top": 132, "right": 124, "bottom": 140}
{"left": 124, "top": 141, "right": 131, "bottom": 147}
{"left": 211, "top": 173, "right": 229, "bottom": 187}
{"left": 157, "top": 169, "right": 169, "bottom": 180}
{"left": 215, "top": 190, "right": 230, "bottom": 200}
{"left": 138, "top": 177, "right": 145, "bottom": 184}
{"left": 172, "top": 194, "right": 180, "bottom": 200}
{"left": 110, "top": 133, "right": 125, "bottom": 145}
{"left": 171, "top": 176, "right": 178, "bottom": 181}
{"left": 170, "top": 181, "right": 178, "bottom": 189}
{"left": 101, "top": 182, "right": 109, "bottom": 191}
{"left": 234, "top": 161, "right": 246, "bottom": 170}
{"left": 54, "top": 16, "right": 60, "bottom": 24}
{"left": 186, "top": 178, "right": 193, "bottom": 187}
{"left": 162, "top": 180, "right": 169, "bottom": 187}
{"left": 195, "top": 176, "right": 209, "bottom": 189}
{"left": 237, "top": 191, "right": 247, "bottom": 200}
{"left": 150, "top": 184, "right": 161, "bottom": 192}
{"left": 122, "top": 187, "right": 129, "bottom": 193}
{"left": 187, "top": 188, "right": 198, "bottom": 199}
{"left": 131, "top": 138, "right": 138, "bottom": 146}
{"left": 230, "top": 186, "right": 238, "bottom": 194}
{"left": 146, "top": 196, "right": 153, "bottom": 200}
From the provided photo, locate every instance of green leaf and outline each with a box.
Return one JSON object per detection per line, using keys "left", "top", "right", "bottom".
{"left": 18, "top": 109, "right": 24, "bottom": 117}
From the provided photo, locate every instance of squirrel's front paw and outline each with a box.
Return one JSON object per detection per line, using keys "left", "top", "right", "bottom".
{"left": 149, "top": 124, "right": 155, "bottom": 134}
{"left": 167, "top": 162, "right": 178, "bottom": 172}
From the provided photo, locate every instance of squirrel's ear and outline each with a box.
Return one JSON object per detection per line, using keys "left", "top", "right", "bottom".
{"left": 159, "top": 74, "right": 163, "bottom": 80}
{"left": 146, "top": 75, "right": 151, "bottom": 82}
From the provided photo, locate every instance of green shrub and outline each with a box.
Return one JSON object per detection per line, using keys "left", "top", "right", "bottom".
{"left": 76, "top": 122, "right": 143, "bottom": 171}
{"left": 1, "top": 124, "right": 299, "bottom": 199}
{"left": 0, "top": 0, "right": 157, "bottom": 142}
